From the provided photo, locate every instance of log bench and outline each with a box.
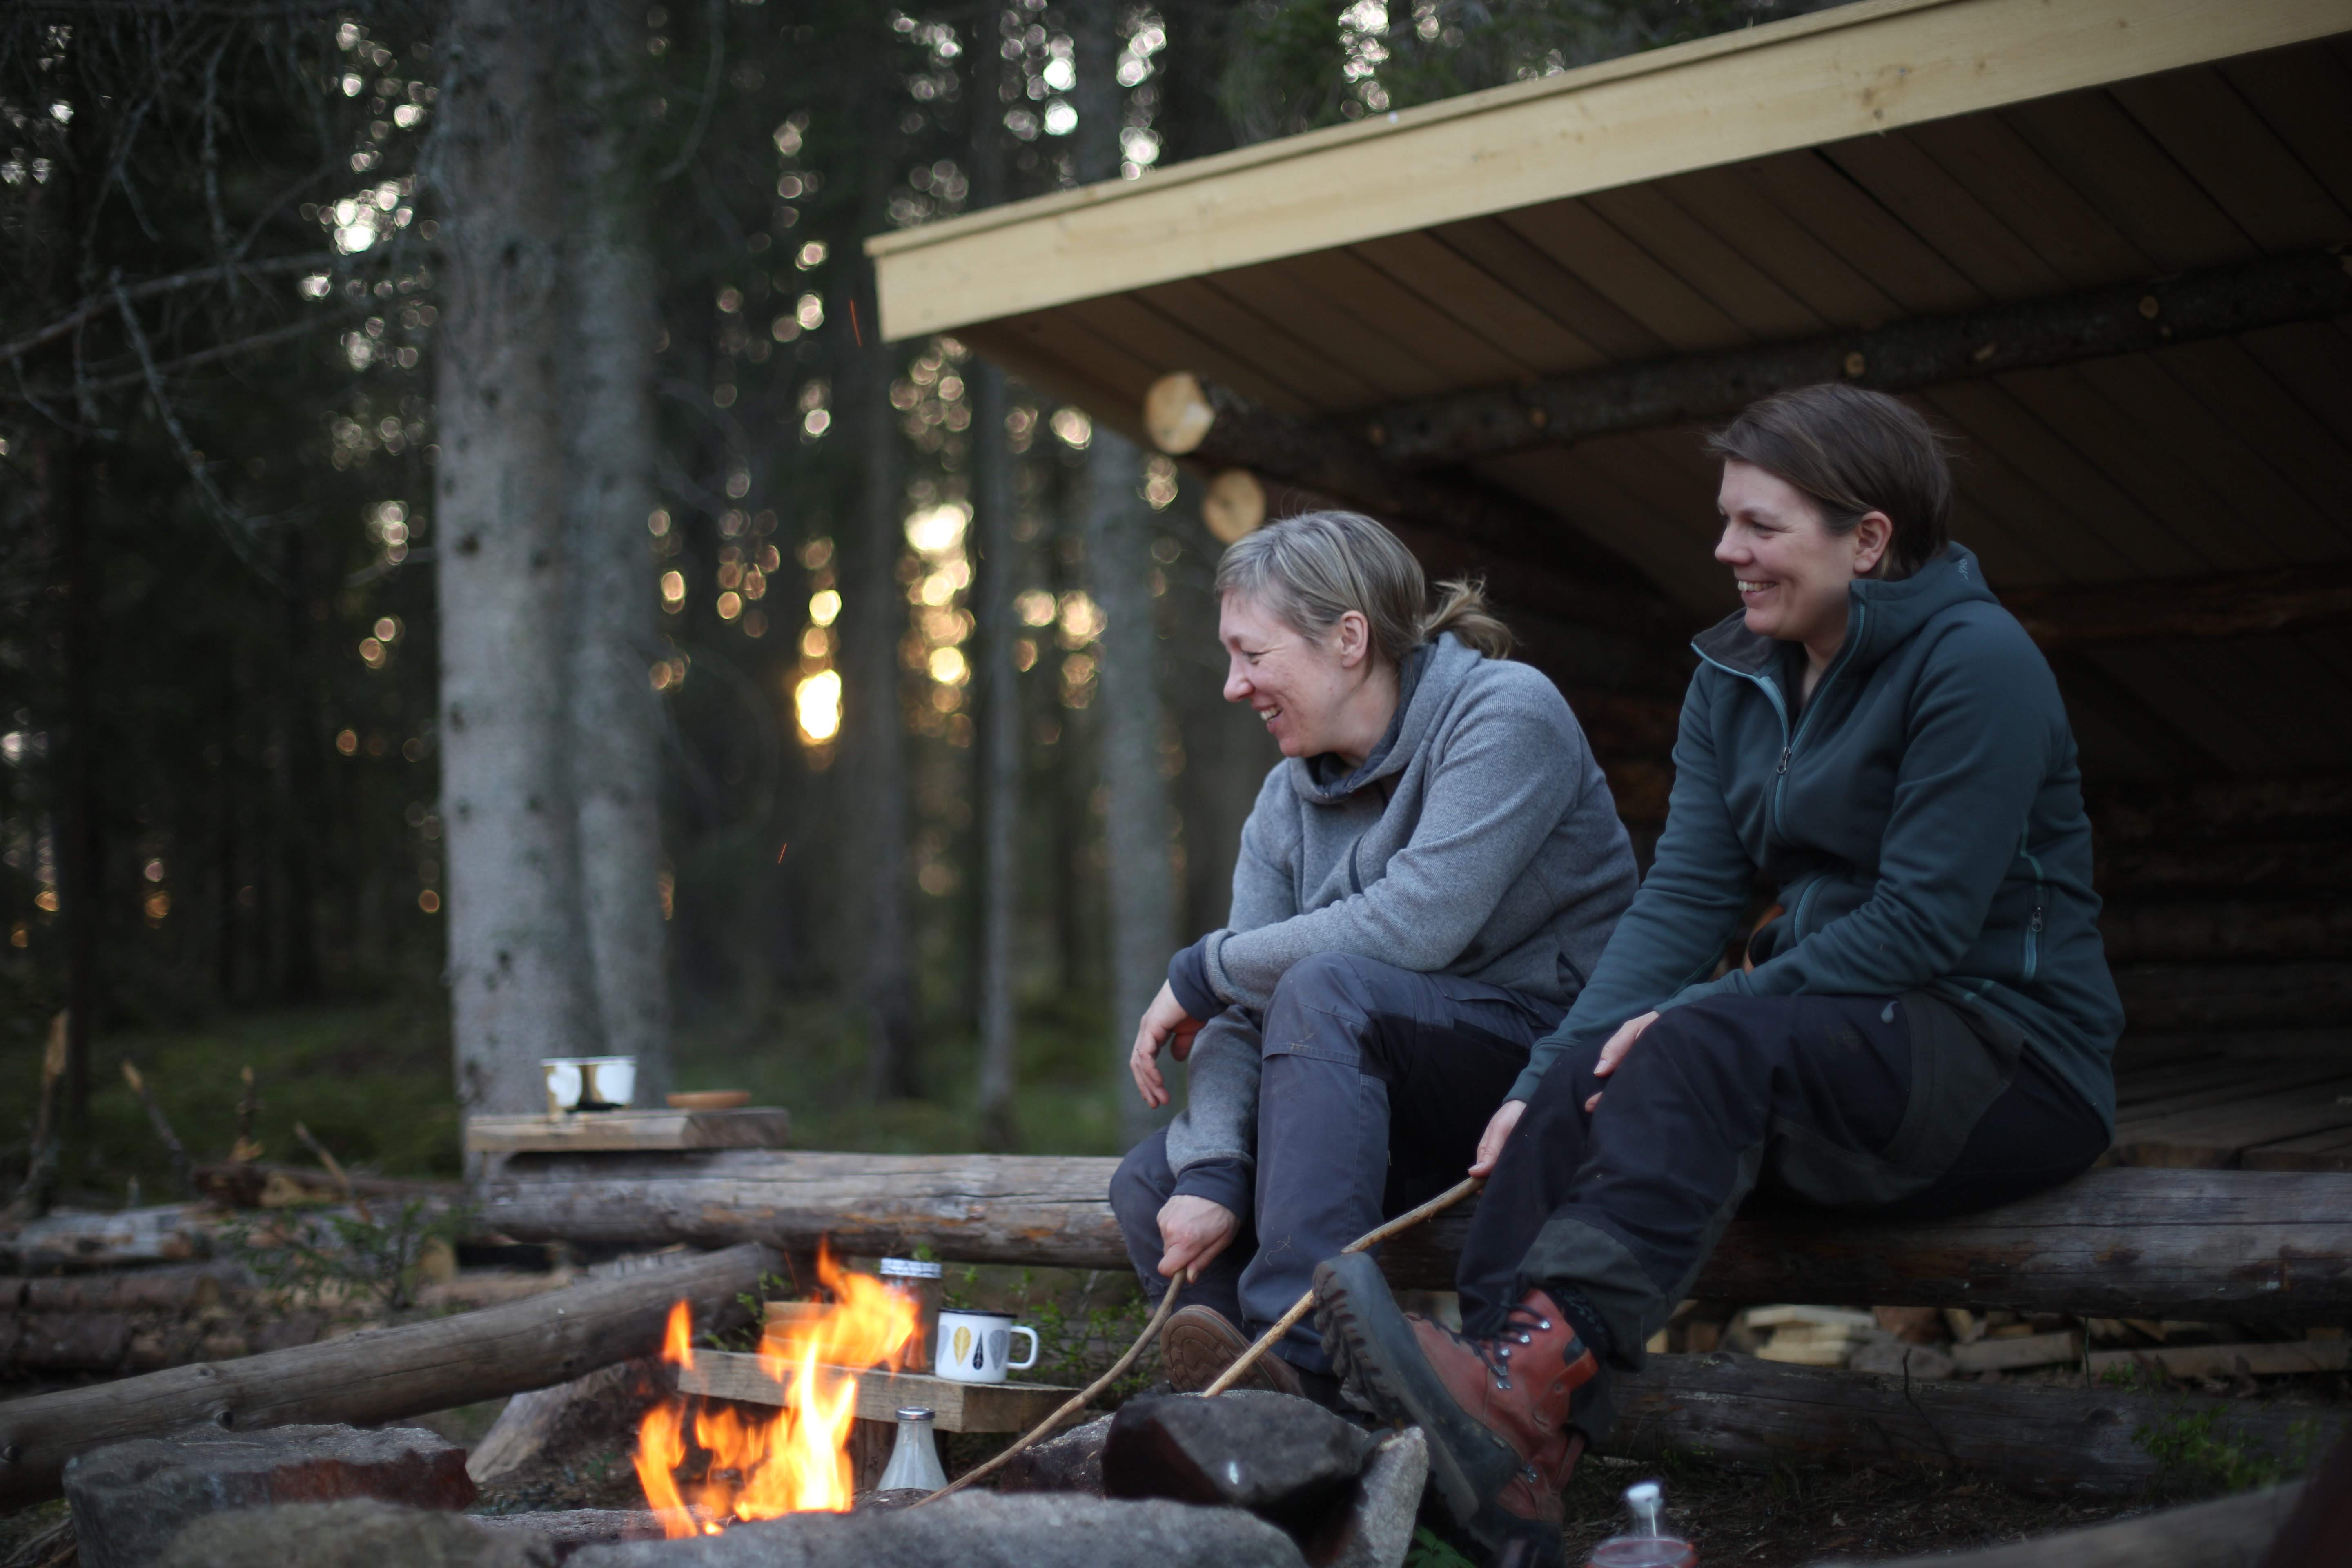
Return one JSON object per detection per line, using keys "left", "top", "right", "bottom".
{"left": 479, "top": 1155, "right": 2352, "bottom": 1328}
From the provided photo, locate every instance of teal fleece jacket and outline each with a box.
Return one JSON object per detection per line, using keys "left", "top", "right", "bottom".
{"left": 1510, "top": 544, "right": 2125, "bottom": 1127}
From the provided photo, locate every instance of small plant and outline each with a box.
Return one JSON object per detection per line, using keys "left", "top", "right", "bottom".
{"left": 2134, "top": 1406, "right": 2319, "bottom": 1496}
{"left": 226, "top": 1196, "right": 477, "bottom": 1313}
{"left": 1403, "top": 1525, "right": 1479, "bottom": 1568}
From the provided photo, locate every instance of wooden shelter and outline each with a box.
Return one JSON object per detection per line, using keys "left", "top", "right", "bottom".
{"left": 869, "top": 0, "right": 2352, "bottom": 1170}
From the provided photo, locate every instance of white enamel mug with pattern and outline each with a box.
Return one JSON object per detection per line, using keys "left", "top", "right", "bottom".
{"left": 933, "top": 1309, "right": 1039, "bottom": 1383}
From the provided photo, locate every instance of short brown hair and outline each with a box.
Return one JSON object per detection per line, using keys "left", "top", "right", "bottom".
{"left": 1705, "top": 385, "right": 1952, "bottom": 579}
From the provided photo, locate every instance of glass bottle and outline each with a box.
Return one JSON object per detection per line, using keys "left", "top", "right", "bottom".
{"left": 1587, "top": 1480, "right": 1697, "bottom": 1568}
{"left": 876, "top": 1405, "right": 949, "bottom": 1494}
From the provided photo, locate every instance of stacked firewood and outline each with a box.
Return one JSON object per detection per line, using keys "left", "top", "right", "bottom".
{"left": 1652, "top": 1300, "right": 2350, "bottom": 1388}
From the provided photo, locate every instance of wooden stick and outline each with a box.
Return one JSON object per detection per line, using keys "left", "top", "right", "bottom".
{"left": 1203, "top": 1176, "right": 1482, "bottom": 1397}
{"left": 293, "top": 1120, "right": 370, "bottom": 1224}
{"left": 121, "top": 1060, "right": 196, "bottom": 1199}
{"left": 913, "top": 1174, "right": 1488, "bottom": 1507}
{"left": 912, "top": 1274, "right": 1185, "bottom": 1506}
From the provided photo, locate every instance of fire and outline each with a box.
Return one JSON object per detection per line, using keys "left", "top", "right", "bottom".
{"left": 634, "top": 1245, "right": 922, "bottom": 1537}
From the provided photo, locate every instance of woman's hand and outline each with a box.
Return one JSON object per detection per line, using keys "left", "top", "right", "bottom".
{"left": 1586, "top": 1010, "right": 1660, "bottom": 1112}
{"left": 1156, "top": 1194, "right": 1238, "bottom": 1281}
{"left": 1128, "top": 980, "right": 1204, "bottom": 1109}
{"left": 1470, "top": 1099, "right": 1526, "bottom": 1177}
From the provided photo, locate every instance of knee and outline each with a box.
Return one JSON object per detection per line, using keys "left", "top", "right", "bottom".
{"left": 1263, "top": 951, "right": 1394, "bottom": 1041}
{"left": 1270, "top": 950, "right": 1379, "bottom": 1007}
{"left": 1110, "top": 1129, "right": 1174, "bottom": 1228}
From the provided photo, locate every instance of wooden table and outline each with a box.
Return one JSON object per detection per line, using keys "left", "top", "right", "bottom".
{"left": 465, "top": 1107, "right": 791, "bottom": 1154}
{"left": 674, "top": 1353, "right": 1082, "bottom": 1489}
{"left": 675, "top": 1353, "right": 1077, "bottom": 1434}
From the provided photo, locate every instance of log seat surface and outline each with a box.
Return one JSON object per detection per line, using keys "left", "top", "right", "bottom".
{"left": 464, "top": 1107, "right": 791, "bottom": 1154}
{"left": 479, "top": 1156, "right": 2352, "bottom": 1327}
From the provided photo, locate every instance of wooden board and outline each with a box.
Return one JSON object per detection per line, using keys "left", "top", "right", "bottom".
{"left": 466, "top": 1108, "right": 791, "bottom": 1154}
{"left": 2087, "top": 1339, "right": 2352, "bottom": 1381}
{"left": 871, "top": 0, "right": 2347, "bottom": 339}
{"left": 673, "top": 1352, "right": 1078, "bottom": 1434}
{"left": 2111, "top": 1078, "right": 2352, "bottom": 1169}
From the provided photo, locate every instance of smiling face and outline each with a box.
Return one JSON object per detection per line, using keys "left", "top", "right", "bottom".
{"left": 1218, "top": 591, "right": 1370, "bottom": 760}
{"left": 1713, "top": 459, "right": 1891, "bottom": 660}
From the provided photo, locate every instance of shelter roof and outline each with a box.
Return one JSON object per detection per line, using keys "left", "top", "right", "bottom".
{"left": 869, "top": 0, "right": 2352, "bottom": 781}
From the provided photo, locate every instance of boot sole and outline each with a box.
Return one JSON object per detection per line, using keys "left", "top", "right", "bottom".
{"left": 1311, "top": 1254, "right": 1525, "bottom": 1543}
{"left": 1160, "top": 1307, "right": 1306, "bottom": 1398}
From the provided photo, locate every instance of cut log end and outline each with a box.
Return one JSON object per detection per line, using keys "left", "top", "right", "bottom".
{"left": 1203, "top": 469, "right": 1267, "bottom": 544}
{"left": 1143, "top": 371, "right": 1214, "bottom": 455}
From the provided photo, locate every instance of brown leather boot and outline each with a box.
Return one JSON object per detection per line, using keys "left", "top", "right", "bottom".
{"left": 1158, "top": 1303, "right": 1307, "bottom": 1398}
{"left": 1314, "top": 1252, "right": 1606, "bottom": 1567}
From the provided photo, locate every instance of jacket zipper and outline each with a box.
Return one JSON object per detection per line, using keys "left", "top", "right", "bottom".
{"left": 1695, "top": 603, "right": 1867, "bottom": 844}
{"left": 2019, "top": 826, "right": 2047, "bottom": 984}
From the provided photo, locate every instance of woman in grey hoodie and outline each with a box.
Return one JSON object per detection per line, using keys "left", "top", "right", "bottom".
{"left": 1110, "top": 510, "right": 1638, "bottom": 1403}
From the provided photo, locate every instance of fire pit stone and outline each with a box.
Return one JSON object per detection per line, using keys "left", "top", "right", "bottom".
{"left": 1102, "top": 1391, "right": 1375, "bottom": 1530}
{"left": 565, "top": 1490, "right": 1308, "bottom": 1568}
{"left": 68, "top": 1422, "right": 476, "bottom": 1568}
{"left": 994, "top": 1414, "right": 1114, "bottom": 1497}
{"left": 158, "top": 1498, "right": 551, "bottom": 1568}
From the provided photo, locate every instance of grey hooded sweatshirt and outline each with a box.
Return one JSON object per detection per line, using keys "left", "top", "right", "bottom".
{"left": 1160, "top": 632, "right": 1639, "bottom": 1192}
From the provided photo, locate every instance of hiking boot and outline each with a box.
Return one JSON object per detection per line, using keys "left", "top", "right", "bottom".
{"left": 1159, "top": 1303, "right": 1307, "bottom": 1398}
{"left": 1313, "top": 1252, "right": 1605, "bottom": 1568}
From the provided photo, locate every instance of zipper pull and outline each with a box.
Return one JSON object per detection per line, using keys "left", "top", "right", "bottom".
{"left": 1776, "top": 747, "right": 1791, "bottom": 775}
{"left": 2029, "top": 909, "right": 2044, "bottom": 933}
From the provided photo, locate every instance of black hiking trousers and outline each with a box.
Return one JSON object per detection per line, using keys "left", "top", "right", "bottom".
{"left": 1452, "top": 991, "right": 2109, "bottom": 1442}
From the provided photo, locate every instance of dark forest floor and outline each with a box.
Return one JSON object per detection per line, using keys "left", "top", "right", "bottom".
{"left": 0, "top": 988, "right": 1134, "bottom": 1206}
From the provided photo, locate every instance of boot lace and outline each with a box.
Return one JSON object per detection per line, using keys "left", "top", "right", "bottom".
{"left": 1472, "top": 1301, "right": 1557, "bottom": 1390}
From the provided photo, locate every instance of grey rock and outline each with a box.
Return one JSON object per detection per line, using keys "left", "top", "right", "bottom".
{"left": 995, "top": 1414, "right": 1113, "bottom": 1497}
{"left": 472, "top": 1510, "right": 666, "bottom": 1561}
{"left": 568, "top": 1490, "right": 1306, "bottom": 1568}
{"left": 160, "top": 1499, "right": 551, "bottom": 1568}
{"left": 1312, "top": 1428, "right": 1429, "bottom": 1568}
{"left": 68, "top": 1422, "right": 476, "bottom": 1568}
{"left": 1103, "top": 1390, "right": 1374, "bottom": 1535}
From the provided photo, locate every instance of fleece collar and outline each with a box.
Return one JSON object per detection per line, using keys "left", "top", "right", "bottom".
{"left": 1690, "top": 543, "right": 1998, "bottom": 678}
{"left": 1291, "top": 635, "right": 1470, "bottom": 804}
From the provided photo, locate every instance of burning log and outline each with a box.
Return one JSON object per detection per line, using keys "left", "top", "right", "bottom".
{"left": 633, "top": 1247, "right": 925, "bottom": 1535}
{"left": 0, "top": 1241, "right": 774, "bottom": 1508}
{"left": 480, "top": 1156, "right": 2352, "bottom": 1327}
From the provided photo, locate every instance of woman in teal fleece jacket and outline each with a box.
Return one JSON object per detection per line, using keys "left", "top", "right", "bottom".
{"left": 1310, "top": 385, "right": 2126, "bottom": 1568}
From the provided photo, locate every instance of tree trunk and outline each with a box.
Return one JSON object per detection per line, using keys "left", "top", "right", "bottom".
{"left": 56, "top": 435, "right": 96, "bottom": 1129}
{"left": 276, "top": 529, "right": 321, "bottom": 1000}
{"left": 1075, "top": 0, "right": 1177, "bottom": 1147}
{"left": 561, "top": 0, "right": 668, "bottom": 1101}
{"left": 844, "top": 115, "right": 919, "bottom": 1100}
{"left": 969, "top": 39, "right": 1021, "bottom": 1151}
{"left": 1087, "top": 434, "right": 1178, "bottom": 1148}
{"left": 433, "top": 0, "right": 604, "bottom": 1116}
{"left": 972, "top": 368, "right": 1021, "bottom": 1147}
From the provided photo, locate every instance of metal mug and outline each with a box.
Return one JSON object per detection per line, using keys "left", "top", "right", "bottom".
{"left": 933, "top": 1309, "right": 1039, "bottom": 1384}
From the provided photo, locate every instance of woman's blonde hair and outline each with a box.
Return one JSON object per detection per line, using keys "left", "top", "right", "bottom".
{"left": 1213, "top": 510, "right": 1512, "bottom": 664}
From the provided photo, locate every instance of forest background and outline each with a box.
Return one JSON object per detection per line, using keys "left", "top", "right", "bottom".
{"left": 0, "top": 0, "right": 1825, "bottom": 1205}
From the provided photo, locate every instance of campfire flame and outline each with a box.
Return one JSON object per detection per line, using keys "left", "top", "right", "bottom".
{"left": 635, "top": 1245, "right": 923, "bottom": 1536}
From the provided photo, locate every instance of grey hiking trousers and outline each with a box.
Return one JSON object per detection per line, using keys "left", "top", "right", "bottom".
{"left": 1111, "top": 951, "right": 1565, "bottom": 1374}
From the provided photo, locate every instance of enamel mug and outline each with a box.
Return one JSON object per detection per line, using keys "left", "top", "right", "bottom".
{"left": 933, "top": 1309, "right": 1039, "bottom": 1383}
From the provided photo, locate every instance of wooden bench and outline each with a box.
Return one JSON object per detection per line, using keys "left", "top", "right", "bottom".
{"left": 479, "top": 1153, "right": 2352, "bottom": 1327}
